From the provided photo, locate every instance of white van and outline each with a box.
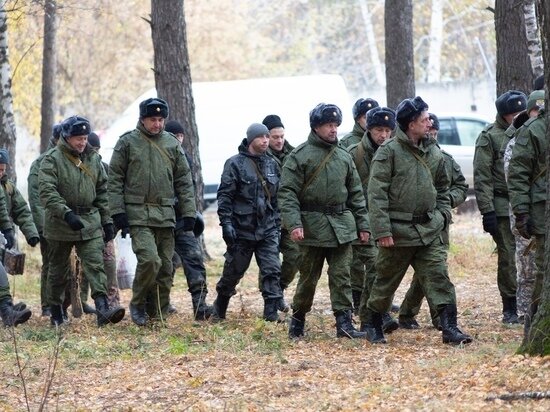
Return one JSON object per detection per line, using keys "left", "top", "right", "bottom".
{"left": 100, "top": 75, "right": 353, "bottom": 204}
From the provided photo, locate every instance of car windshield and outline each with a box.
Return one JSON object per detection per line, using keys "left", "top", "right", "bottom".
{"left": 437, "top": 117, "right": 488, "bottom": 146}
{"left": 455, "top": 119, "right": 485, "bottom": 146}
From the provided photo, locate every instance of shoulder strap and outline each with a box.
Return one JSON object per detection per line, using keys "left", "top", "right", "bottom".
{"left": 247, "top": 157, "right": 271, "bottom": 203}
{"left": 302, "top": 146, "right": 337, "bottom": 196}
{"left": 140, "top": 132, "right": 173, "bottom": 166}
{"left": 397, "top": 139, "right": 433, "bottom": 180}
{"left": 353, "top": 143, "right": 370, "bottom": 185}
{"left": 62, "top": 152, "right": 95, "bottom": 181}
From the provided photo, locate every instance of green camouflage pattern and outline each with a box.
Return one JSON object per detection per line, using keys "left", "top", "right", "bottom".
{"left": 1, "top": 176, "right": 38, "bottom": 241}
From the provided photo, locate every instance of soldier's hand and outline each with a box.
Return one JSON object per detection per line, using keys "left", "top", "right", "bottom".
{"left": 222, "top": 224, "right": 237, "bottom": 246}
{"left": 359, "top": 231, "right": 370, "bottom": 243}
{"left": 64, "top": 211, "right": 85, "bottom": 231}
{"left": 482, "top": 211, "right": 498, "bottom": 236}
{"left": 112, "top": 213, "right": 130, "bottom": 238}
{"left": 27, "top": 236, "right": 40, "bottom": 247}
{"left": 515, "top": 213, "right": 532, "bottom": 239}
{"left": 290, "top": 227, "right": 304, "bottom": 242}
{"left": 377, "top": 236, "right": 394, "bottom": 248}
{"left": 1, "top": 228, "right": 15, "bottom": 249}
{"left": 103, "top": 223, "right": 115, "bottom": 243}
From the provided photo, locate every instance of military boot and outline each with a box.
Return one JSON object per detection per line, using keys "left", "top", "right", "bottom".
{"left": 352, "top": 290, "right": 362, "bottom": 316}
{"left": 12, "top": 302, "right": 27, "bottom": 311}
{"left": 263, "top": 298, "right": 279, "bottom": 322}
{"left": 439, "top": 304, "right": 472, "bottom": 345}
{"left": 360, "top": 311, "right": 386, "bottom": 344}
{"left": 382, "top": 312, "right": 399, "bottom": 333}
{"left": 398, "top": 316, "right": 420, "bottom": 329}
{"left": 129, "top": 303, "right": 147, "bottom": 326}
{"left": 94, "top": 295, "right": 125, "bottom": 327}
{"left": 82, "top": 302, "right": 96, "bottom": 315}
{"left": 41, "top": 306, "right": 51, "bottom": 317}
{"left": 0, "top": 299, "right": 32, "bottom": 327}
{"left": 211, "top": 294, "right": 230, "bottom": 322}
{"left": 50, "top": 304, "right": 65, "bottom": 327}
{"left": 335, "top": 310, "right": 368, "bottom": 339}
{"left": 277, "top": 295, "right": 290, "bottom": 313}
{"left": 289, "top": 311, "right": 306, "bottom": 339}
{"left": 191, "top": 291, "right": 212, "bottom": 321}
{"left": 502, "top": 296, "right": 520, "bottom": 324}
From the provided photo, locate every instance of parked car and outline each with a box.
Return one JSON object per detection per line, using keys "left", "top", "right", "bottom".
{"left": 435, "top": 113, "right": 491, "bottom": 192}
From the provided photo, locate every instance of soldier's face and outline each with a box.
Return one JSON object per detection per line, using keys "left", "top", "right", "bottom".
{"left": 268, "top": 127, "right": 285, "bottom": 151}
{"left": 0, "top": 164, "right": 6, "bottom": 178}
{"left": 357, "top": 114, "right": 367, "bottom": 131}
{"left": 427, "top": 127, "right": 439, "bottom": 140}
{"left": 369, "top": 126, "right": 393, "bottom": 145}
{"left": 315, "top": 122, "right": 339, "bottom": 143}
{"left": 249, "top": 134, "right": 270, "bottom": 155}
{"left": 67, "top": 135, "right": 88, "bottom": 154}
{"left": 409, "top": 111, "right": 431, "bottom": 137}
{"left": 142, "top": 116, "right": 165, "bottom": 134}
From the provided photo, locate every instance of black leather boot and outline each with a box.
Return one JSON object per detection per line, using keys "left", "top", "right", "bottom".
{"left": 398, "top": 316, "right": 420, "bottom": 329}
{"left": 12, "top": 302, "right": 27, "bottom": 311}
{"left": 502, "top": 296, "right": 520, "bottom": 324}
{"left": 289, "top": 311, "right": 306, "bottom": 339}
{"left": 82, "top": 302, "right": 96, "bottom": 315}
{"left": 382, "top": 312, "right": 399, "bottom": 333}
{"left": 335, "top": 310, "right": 368, "bottom": 339}
{"left": 191, "top": 291, "right": 212, "bottom": 321}
{"left": 277, "top": 296, "right": 290, "bottom": 313}
{"left": 439, "top": 304, "right": 472, "bottom": 345}
{"left": 352, "top": 290, "right": 362, "bottom": 316}
{"left": 129, "top": 303, "right": 147, "bottom": 326}
{"left": 263, "top": 298, "right": 279, "bottom": 322}
{"left": 50, "top": 304, "right": 65, "bottom": 327}
{"left": 94, "top": 295, "right": 125, "bottom": 326}
{"left": 0, "top": 299, "right": 31, "bottom": 327}
{"left": 360, "top": 311, "right": 386, "bottom": 344}
{"left": 211, "top": 294, "right": 231, "bottom": 322}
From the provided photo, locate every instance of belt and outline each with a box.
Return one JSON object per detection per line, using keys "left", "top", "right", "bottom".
{"left": 301, "top": 203, "right": 347, "bottom": 215}
{"left": 392, "top": 213, "right": 430, "bottom": 224}
{"left": 73, "top": 206, "right": 92, "bottom": 214}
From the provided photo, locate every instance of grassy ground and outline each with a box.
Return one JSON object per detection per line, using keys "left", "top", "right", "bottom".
{"left": 1, "top": 210, "right": 549, "bottom": 411}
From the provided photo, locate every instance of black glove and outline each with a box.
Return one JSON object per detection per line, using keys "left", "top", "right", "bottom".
{"left": 482, "top": 211, "right": 498, "bottom": 236}
{"left": 112, "top": 213, "right": 130, "bottom": 238}
{"left": 103, "top": 223, "right": 115, "bottom": 243}
{"left": 2, "top": 228, "right": 15, "bottom": 249}
{"left": 64, "top": 211, "right": 84, "bottom": 231}
{"left": 222, "top": 224, "right": 237, "bottom": 246}
{"left": 182, "top": 217, "right": 196, "bottom": 232}
{"left": 27, "top": 236, "right": 40, "bottom": 247}
{"left": 515, "top": 213, "right": 533, "bottom": 239}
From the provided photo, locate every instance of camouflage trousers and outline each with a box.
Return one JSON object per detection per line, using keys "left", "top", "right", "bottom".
{"left": 47, "top": 237, "right": 108, "bottom": 306}
{"left": 493, "top": 216, "right": 517, "bottom": 299}
{"left": 508, "top": 213, "right": 536, "bottom": 316}
{"left": 172, "top": 229, "right": 208, "bottom": 297}
{"left": 129, "top": 226, "right": 174, "bottom": 314}
{"left": 81, "top": 239, "right": 120, "bottom": 307}
{"left": 0, "top": 262, "right": 10, "bottom": 302}
{"left": 39, "top": 235, "right": 51, "bottom": 308}
{"left": 292, "top": 243, "right": 354, "bottom": 314}
{"left": 352, "top": 244, "right": 379, "bottom": 323}
{"left": 217, "top": 232, "right": 282, "bottom": 300}
{"left": 367, "top": 238, "right": 456, "bottom": 315}
{"left": 279, "top": 229, "right": 302, "bottom": 290}
{"left": 350, "top": 244, "right": 369, "bottom": 293}
{"left": 532, "top": 234, "right": 545, "bottom": 307}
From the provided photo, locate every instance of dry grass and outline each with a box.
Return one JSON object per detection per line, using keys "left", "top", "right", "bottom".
{"left": 1, "top": 210, "right": 549, "bottom": 411}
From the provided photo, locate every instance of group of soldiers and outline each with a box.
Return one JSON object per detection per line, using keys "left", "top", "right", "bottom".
{"left": 0, "top": 83, "right": 545, "bottom": 346}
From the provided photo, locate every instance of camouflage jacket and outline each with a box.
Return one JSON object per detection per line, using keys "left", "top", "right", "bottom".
{"left": 27, "top": 139, "right": 56, "bottom": 234}
{"left": 1, "top": 175, "right": 38, "bottom": 241}
{"left": 507, "top": 110, "right": 547, "bottom": 234}
{"left": 368, "top": 128, "right": 451, "bottom": 246}
{"left": 217, "top": 138, "right": 280, "bottom": 240}
{"left": 267, "top": 140, "right": 294, "bottom": 171}
{"left": 39, "top": 138, "right": 110, "bottom": 241}
{"left": 473, "top": 115, "right": 511, "bottom": 216}
{"left": 0, "top": 184, "right": 12, "bottom": 232}
{"left": 339, "top": 122, "right": 365, "bottom": 148}
{"left": 441, "top": 149, "right": 468, "bottom": 209}
{"left": 278, "top": 131, "right": 369, "bottom": 247}
{"left": 109, "top": 122, "right": 196, "bottom": 227}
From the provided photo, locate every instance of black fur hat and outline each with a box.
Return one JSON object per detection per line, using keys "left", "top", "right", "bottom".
{"left": 367, "top": 107, "right": 396, "bottom": 130}
{"left": 352, "top": 98, "right": 379, "bottom": 120}
{"left": 396, "top": 96, "right": 429, "bottom": 130}
{"left": 428, "top": 113, "right": 440, "bottom": 130}
{"left": 139, "top": 97, "right": 169, "bottom": 119}
{"left": 61, "top": 116, "right": 91, "bottom": 139}
{"left": 495, "top": 90, "right": 527, "bottom": 116}
{"left": 309, "top": 103, "right": 343, "bottom": 128}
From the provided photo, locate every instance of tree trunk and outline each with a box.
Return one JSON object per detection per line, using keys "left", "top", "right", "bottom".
{"left": 495, "top": 0, "right": 533, "bottom": 95}
{"left": 518, "top": 0, "right": 550, "bottom": 356}
{"left": 523, "top": 0, "right": 543, "bottom": 78}
{"left": 40, "top": 0, "right": 58, "bottom": 153}
{"left": 358, "top": 0, "right": 384, "bottom": 86}
{"left": 0, "top": 6, "right": 17, "bottom": 181}
{"left": 150, "top": 0, "right": 203, "bottom": 213}
{"left": 385, "top": 0, "right": 415, "bottom": 109}
{"left": 427, "top": 0, "right": 443, "bottom": 83}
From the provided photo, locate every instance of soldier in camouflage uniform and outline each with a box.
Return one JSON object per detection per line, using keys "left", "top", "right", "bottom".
{"left": 507, "top": 97, "right": 547, "bottom": 330}
{"left": 474, "top": 90, "right": 527, "bottom": 324}
{"left": 164, "top": 120, "right": 212, "bottom": 321}
{"left": 262, "top": 114, "right": 298, "bottom": 312}
{"left": 347, "top": 107, "right": 398, "bottom": 333}
{"left": 39, "top": 116, "right": 125, "bottom": 326}
{"left": 212, "top": 123, "right": 283, "bottom": 322}
{"left": 109, "top": 98, "right": 196, "bottom": 326}
{"left": 398, "top": 113, "right": 468, "bottom": 330}
{"left": 503, "top": 91, "right": 543, "bottom": 321}
{"left": 28, "top": 124, "right": 62, "bottom": 317}
{"left": 279, "top": 103, "right": 370, "bottom": 339}
{"left": 364, "top": 97, "right": 471, "bottom": 345}
{"left": 339, "top": 98, "right": 379, "bottom": 149}
{"left": 79, "top": 132, "right": 120, "bottom": 314}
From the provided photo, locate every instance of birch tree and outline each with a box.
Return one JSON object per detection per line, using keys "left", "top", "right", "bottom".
{"left": 40, "top": 0, "right": 57, "bottom": 153}
{"left": 427, "top": 0, "right": 443, "bottom": 83}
